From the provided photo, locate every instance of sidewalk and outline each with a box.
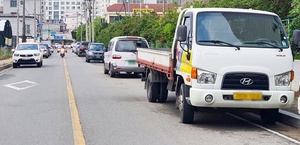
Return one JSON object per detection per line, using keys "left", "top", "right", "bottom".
{"left": 0, "top": 58, "right": 12, "bottom": 71}
{"left": 0, "top": 58, "right": 299, "bottom": 127}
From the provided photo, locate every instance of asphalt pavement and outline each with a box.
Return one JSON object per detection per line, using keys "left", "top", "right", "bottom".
{"left": 0, "top": 58, "right": 299, "bottom": 128}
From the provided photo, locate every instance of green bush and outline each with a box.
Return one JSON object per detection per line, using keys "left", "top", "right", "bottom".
{"left": 0, "top": 48, "right": 13, "bottom": 60}
{"left": 295, "top": 53, "right": 300, "bottom": 60}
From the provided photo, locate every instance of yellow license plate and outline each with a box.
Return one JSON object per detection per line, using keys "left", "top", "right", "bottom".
{"left": 233, "top": 92, "right": 262, "bottom": 100}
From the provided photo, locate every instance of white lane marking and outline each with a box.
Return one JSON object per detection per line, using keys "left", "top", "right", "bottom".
{"left": 3, "top": 80, "right": 38, "bottom": 91}
{"left": 227, "top": 113, "right": 300, "bottom": 144}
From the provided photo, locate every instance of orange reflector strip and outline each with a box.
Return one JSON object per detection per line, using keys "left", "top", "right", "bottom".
{"left": 291, "top": 70, "right": 294, "bottom": 81}
{"left": 191, "top": 67, "right": 197, "bottom": 79}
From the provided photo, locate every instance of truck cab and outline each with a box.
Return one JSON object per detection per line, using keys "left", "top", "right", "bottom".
{"left": 173, "top": 8, "right": 295, "bottom": 124}
{"left": 138, "top": 8, "right": 300, "bottom": 124}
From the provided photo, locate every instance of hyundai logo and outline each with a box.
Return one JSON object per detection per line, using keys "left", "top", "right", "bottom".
{"left": 240, "top": 78, "right": 253, "bottom": 85}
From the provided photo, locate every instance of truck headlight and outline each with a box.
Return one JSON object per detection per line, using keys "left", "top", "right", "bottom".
{"left": 34, "top": 53, "right": 40, "bottom": 56}
{"left": 13, "top": 53, "right": 19, "bottom": 57}
{"left": 275, "top": 72, "right": 291, "bottom": 86}
{"left": 197, "top": 70, "right": 217, "bottom": 84}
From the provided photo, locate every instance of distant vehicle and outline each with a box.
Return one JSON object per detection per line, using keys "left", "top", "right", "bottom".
{"left": 85, "top": 43, "right": 105, "bottom": 63}
{"left": 72, "top": 42, "right": 80, "bottom": 53}
{"left": 76, "top": 41, "right": 90, "bottom": 57}
{"left": 40, "top": 41, "right": 54, "bottom": 53}
{"left": 54, "top": 43, "right": 62, "bottom": 50}
{"left": 103, "top": 36, "right": 149, "bottom": 77}
{"left": 12, "top": 42, "right": 43, "bottom": 68}
{"left": 57, "top": 45, "right": 67, "bottom": 53}
{"left": 60, "top": 49, "right": 65, "bottom": 58}
{"left": 39, "top": 45, "right": 50, "bottom": 58}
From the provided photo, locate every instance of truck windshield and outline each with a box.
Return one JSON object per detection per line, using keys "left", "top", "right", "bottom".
{"left": 196, "top": 12, "right": 289, "bottom": 49}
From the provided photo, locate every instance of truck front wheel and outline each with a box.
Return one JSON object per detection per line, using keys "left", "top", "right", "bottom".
{"left": 146, "top": 73, "right": 159, "bottom": 102}
{"left": 178, "top": 84, "right": 194, "bottom": 123}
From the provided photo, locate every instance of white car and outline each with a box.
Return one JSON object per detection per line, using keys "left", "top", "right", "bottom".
{"left": 12, "top": 42, "right": 43, "bottom": 68}
{"left": 103, "top": 36, "right": 149, "bottom": 77}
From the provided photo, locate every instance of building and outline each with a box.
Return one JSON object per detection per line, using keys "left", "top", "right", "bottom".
{"left": 1, "top": 0, "right": 40, "bottom": 43}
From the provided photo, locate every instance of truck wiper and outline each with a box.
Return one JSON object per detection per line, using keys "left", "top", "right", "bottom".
{"left": 198, "top": 40, "right": 240, "bottom": 50}
{"left": 243, "top": 41, "right": 283, "bottom": 52}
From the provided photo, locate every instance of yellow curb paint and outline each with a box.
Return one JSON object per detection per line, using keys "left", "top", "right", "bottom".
{"left": 64, "top": 58, "right": 86, "bottom": 145}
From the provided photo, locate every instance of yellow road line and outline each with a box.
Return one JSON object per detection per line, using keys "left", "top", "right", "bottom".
{"left": 64, "top": 58, "right": 86, "bottom": 145}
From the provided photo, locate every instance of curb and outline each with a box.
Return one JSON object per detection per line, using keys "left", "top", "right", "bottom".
{"left": 0, "top": 62, "right": 12, "bottom": 72}
{"left": 279, "top": 109, "right": 300, "bottom": 128}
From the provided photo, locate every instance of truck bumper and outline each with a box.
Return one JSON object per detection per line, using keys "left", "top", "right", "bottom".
{"left": 189, "top": 89, "right": 294, "bottom": 109}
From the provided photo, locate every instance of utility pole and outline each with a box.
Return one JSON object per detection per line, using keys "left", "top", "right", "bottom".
{"left": 34, "top": 0, "right": 36, "bottom": 42}
{"left": 17, "top": 0, "right": 19, "bottom": 45}
{"left": 89, "top": 0, "right": 92, "bottom": 42}
{"left": 91, "top": 0, "right": 95, "bottom": 43}
{"left": 163, "top": 0, "right": 165, "bottom": 17}
{"left": 84, "top": 2, "right": 88, "bottom": 41}
{"left": 128, "top": 0, "right": 130, "bottom": 16}
{"left": 21, "top": 0, "right": 26, "bottom": 42}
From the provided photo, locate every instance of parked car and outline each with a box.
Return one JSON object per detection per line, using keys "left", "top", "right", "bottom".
{"left": 76, "top": 41, "right": 90, "bottom": 57}
{"left": 40, "top": 41, "right": 54, "bottom": 53}
{"left": 39, "top": 45, "right": 50, "bottom": 58}
{"left": 72, "top": 42, "right": 80, "bottom": 53}
{"left": 12, "top": 42, "right": 43, "bottom": 68}
{"left": 103, "top": 36, "right": 149, "bottom": 77}
{"left": 85, "top": 43, "right": 105, "bottom": 63}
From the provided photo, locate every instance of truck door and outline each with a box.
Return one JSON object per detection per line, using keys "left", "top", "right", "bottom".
{"left": 176, "top": 12, "right": 193, "bottom": 72}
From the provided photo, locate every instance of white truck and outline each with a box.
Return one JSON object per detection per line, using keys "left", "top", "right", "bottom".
{"left": 137, "top": 8, "right": 300, "bottom": 124}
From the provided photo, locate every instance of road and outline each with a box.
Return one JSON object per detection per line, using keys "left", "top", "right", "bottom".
{"left": 0, "top": 52, "right": 299, "bottom": 145}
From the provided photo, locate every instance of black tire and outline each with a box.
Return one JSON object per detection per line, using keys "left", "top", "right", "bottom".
{"left": 12, "top": 63, "right": 18, "bottom": 68}
{"left": 260, "top": 109, "right": 278, "bottom": 124}
{"left": 158, "top": 82, "right": 168, "bottom": 102}
{"left": 86, "top": 58, "right": 90, "bottom": 63}
{"left": 104, "top": 64, "right": 109, "bottom": 74}
{"left": 37, "top": 62, "right": 42, "bottom": 67}
{"left": 146, "top": 73, "right": 159, "bottom": 102}
{"left": 109, "top": 65, "right": 115, "bottom": 77}
{"left": 178, "top": 83, "right": 194, "bottom": 123}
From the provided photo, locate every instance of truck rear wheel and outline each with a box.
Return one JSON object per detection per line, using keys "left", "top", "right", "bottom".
{"left": 146, "top": 73, "right": 159, "bottom": 102}
{"left": 260, "top": 109, "right": 278, "bottom": 124}
{"left": 158, "top": 82, "right": 168, "bottom": 102}
{"left": 179, "top": 83, "right": 194, "bottom": 123}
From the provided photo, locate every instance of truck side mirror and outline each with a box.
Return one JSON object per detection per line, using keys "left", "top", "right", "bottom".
{"left": 177, "top": 25, "right": 187, "bottom": 42}
{"left": 292, "top": 30, "right": 300, "bottom": 51}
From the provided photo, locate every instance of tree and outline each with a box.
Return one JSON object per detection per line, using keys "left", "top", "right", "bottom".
{"left": 289, "top": 0, "right": 300, "bottom": 31}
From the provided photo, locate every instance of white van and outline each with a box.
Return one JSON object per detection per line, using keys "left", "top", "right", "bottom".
{"left": 104, "top": 36, "right": 149, "bottom": 77}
